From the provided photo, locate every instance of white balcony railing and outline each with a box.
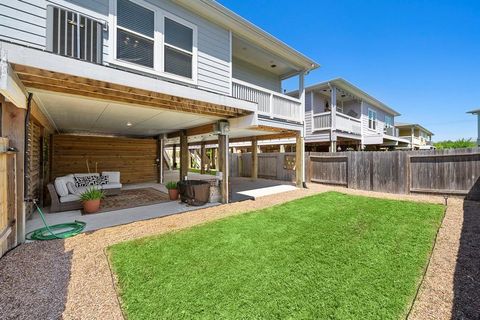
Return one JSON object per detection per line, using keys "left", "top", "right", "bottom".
{"left": 384, "top": 126, "right": 400, "bottom": 137}
{"left": 232, "top": 79, "right": 302, "bottom": 122}
{"left": 336, "top": 112, "right": 362, "bottom": 135}
{"left": 312, "top": 111, "right": 361, "bottom": 135}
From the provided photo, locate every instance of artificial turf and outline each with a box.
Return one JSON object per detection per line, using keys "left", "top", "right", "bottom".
{"left": 108, "top": 192, "right": 444, "bottom": 319}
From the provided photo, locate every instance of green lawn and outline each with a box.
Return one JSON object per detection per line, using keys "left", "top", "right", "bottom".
{"left": 108, "top": 192, "right": 444, "bottom": 320}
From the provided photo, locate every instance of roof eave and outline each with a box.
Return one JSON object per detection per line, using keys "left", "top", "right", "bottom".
{"left": 173, "top": 0, "right": 320, "bottom": 72}
{"left": 300, "top": 78, "right": 401, "bottom": 116}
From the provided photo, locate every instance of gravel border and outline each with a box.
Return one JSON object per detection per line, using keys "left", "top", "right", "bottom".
{"left": 0, "top": 184, "right": 467, "bottom": 320}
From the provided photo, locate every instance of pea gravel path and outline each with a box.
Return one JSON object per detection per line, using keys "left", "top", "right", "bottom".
{"left": 0, "top": 184, "right": 474, "bottom": 320}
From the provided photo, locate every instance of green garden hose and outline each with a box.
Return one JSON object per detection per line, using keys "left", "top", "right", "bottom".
{"left": 25, "top": 200, "right": 86, "bottom": 241}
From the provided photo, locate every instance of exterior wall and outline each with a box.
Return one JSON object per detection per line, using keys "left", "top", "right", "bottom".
{"left": 232, "top": 58, "right": 281, "bottom": 92}
{"left": 361, "top": 101, "right": 394, "bottom": 137}
{"left": 52, "top": 135, "right": 158, "bottom": 183}
{"left": 340, "top": 100, "right": 361, "bottom": 118}
{"left": 0, "top": 0, "right": 232, "bottom": 95}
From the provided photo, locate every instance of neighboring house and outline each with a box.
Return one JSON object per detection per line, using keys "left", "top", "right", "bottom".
{"left": 468, "top": 109, "right": 480, "bottom": 146}
{"left": 395, "top": 123, "right": 434, "bottom": 150}
{"left": 258, "top": 78, "right": 408, "bottom": 152}
{"left": 0, "top": 0, "right": 318, "bottom": 249}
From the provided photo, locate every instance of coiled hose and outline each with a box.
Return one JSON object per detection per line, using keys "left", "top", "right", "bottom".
{"left": 25, "top": 200, "right": 86, "bottom": 241}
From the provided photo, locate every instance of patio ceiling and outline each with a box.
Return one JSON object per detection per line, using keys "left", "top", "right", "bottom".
{"left": 33, "top": 90, "right": 222, "bottom": 137}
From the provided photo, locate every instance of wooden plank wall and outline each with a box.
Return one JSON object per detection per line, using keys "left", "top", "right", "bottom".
{"left": 307, "top": 148, "right": 480, "bottom": 199}
{"left": 26, "top": 120, "right": 42, "bottom": 216}
{"left": 230, "top": 153, "right": 296, "bottom": 182}
{"left": 52, "top": 135, "right": 158, "bottom": 184}
{"left": 1, "top": 100, "right": 25, "bottom": 245}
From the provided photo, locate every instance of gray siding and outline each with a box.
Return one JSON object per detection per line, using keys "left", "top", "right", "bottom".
{"left": 0, "top": 0, "right": 231, "bottom": 95}
{"left": 361, "top": 101, "right": 395, "bottom": 136}
{"left": 232, "top": 58, "right": 281, "bottom": 92}
{"left": 0, "top": 0, "right": 47, "bottom": 48}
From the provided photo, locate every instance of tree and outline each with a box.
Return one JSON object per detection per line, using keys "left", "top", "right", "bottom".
{"left": 433, "top": 138, "right": 477, "bottom": 149}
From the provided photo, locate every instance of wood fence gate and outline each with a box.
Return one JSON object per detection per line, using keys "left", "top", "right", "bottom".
{"left": 0, "top": 138, "right": 17, "bottom": 258}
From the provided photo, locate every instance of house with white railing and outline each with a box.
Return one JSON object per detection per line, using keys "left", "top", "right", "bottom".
{"left": 289, "top": 78, "right": 409, "bottom": 151}
{"left": 395, "top": 123, "right": 435, "bottom": 150}
{"left": 0, "top": 0, "right": 319, "bottom": 247}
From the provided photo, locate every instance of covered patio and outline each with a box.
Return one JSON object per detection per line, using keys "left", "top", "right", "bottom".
{"left": 26, "top": 175, "right": 297, "bottom": 234}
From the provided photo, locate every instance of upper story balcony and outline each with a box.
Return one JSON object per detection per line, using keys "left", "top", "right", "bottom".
{"left": 2, "top": 0, "right": 318, "bottom": 129}
{"left": 384, "top": 126, "right": 400, "bottom": 137}
{"left": 312, "top": 111, "right": 362, "bottom": 135}
{"left": 232, "top": 79, "right": 303, "bottom": 123}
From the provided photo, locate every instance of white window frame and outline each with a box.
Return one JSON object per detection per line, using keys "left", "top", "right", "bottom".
{"left": 368, "top": 108, "right": 377, "bottom": 131}
{"left": 384, "top": 115, "right": 393, "bottom": 128}
{"left": 161, "top": 11, "right": 198, "bottom": 83}
{"left": 108, "top": 0, "right": 198, "bottom": 84}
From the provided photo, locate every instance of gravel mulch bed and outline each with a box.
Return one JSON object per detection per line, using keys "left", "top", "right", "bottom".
{"left": 409, "top": 199, "right": 480, "bottom": 320}
{"left": 0, "top": 184, "right": 471, "bottom": 320}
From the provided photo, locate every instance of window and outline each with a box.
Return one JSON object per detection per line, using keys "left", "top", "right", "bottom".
{"left": 47, "top": 6, "right": 103, "bottom": 63}
{"left": 164, "top": 17, "right": 194, "bottom": 78}
{"left": 384, "top": 115, "right": 393, "bottom": 128}
{"left": 368, "top": 109, "right": 377, "bottom": 130}
{"left": 116, "top": 0, "right": 154, "bottom": 68}
{"left": 111, "top": 0, "right": 197, "bottom": 82}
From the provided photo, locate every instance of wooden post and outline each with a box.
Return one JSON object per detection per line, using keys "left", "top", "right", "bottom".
{"left": 179, "top": 131, "right": 188, "bottom": 181}
{"left": 295, "top": 132, "right": 304, "bottom": 188}
{"left": 1, "top": 101, "right": 25, "bottom": 244}
{"left": 211, "top": 148, "right": 216, "bottom": 169}
{"left": 251, "top": 137, "right": 258, "bottom": 179}
{"left": 157, "top": 136, "right": 165, "bottom": 184}
{"left": 218, "top": 134, "right": 229, "bottom": 203}
{"left": 172, "top": 144, "right": 177, "bottom": 169}
{"left": 200, "top": 142, "right": 206, "bottom": 174}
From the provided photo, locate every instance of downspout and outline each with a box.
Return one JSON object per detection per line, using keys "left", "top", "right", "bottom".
{"left": 24, "top": 92, "right": 33, "bottom": 199}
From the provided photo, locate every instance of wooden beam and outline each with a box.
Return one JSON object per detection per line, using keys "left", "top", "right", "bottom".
{"left": 218, "top": 134, "right": 229, "bottom": 204}
{"left": 30, "top": 98, "right": 56, "bottom": 134}
{"left": 251, "top": 137, "right": 258, "bottom": 179}
{"left": 13, "top": 64, "right": 249, "bottom": 118}
{"left": 178, "top": 131, "right": 297, "bottom": 147}
{"left": 179, "top": 131, "right": 189, "bottom": 181}
{"left": 167, "top": 123, "right": 216, "bottom": 139}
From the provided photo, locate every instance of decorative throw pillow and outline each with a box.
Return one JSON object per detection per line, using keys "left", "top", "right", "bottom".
{"left": 66, "top": 182, "right": 78, "bottom": 194}
{"left": 74, "top": 176, "right": 98, "bottom": 187}
{"left": 98, "top": 175, "right": 109, "bottom": 185}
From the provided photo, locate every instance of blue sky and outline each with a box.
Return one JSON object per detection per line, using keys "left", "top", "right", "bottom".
{"left": 218, "top": 0, "right": 480, "bottom": 141}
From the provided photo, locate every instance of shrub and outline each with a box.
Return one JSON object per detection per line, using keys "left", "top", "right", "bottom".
{"left": 165, "top": 181, "right": 178, "bottom": 190}
{"left": 434, "top": 138, "right": 477, "bottom": 149}
{"left": 79, "top": 187, "right": 105, "bottom": 201}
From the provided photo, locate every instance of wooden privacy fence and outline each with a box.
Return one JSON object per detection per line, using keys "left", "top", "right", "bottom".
{"left": 230, "top": 152, "right": 296, "bottom": 181}
{"left": 307, "top": 148, "right": 480, "bottom": 199}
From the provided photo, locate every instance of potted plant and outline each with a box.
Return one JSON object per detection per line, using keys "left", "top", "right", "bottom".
{"left": 80, "top": 187, "right": 105, "bottom": 214}
{"left": 166, "top": 181, "right": 179, "bottom": 200}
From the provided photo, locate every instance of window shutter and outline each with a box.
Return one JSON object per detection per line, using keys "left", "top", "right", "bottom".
{"left": 164, "top": 18, "right": 193, "bottom": 52}
{"left": 117, "top": 0, "right": 154, "bottom": 38}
